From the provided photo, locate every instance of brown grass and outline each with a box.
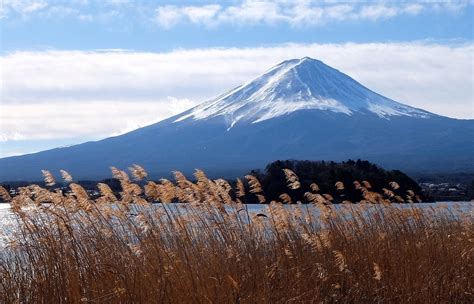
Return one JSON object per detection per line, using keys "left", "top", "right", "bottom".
{"left": 0, "top": 167, "right": 472, "bottom": 303}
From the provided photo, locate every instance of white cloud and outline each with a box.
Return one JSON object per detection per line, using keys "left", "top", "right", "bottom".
{"left": 404, "top": 3, "right": 424, "bottom": 15}
{"left": 0, "top": 42, "right": 473, "bottom": 155}
{"left": 183, "top": 5, "right": 221, "bottom": 24}
{"left": 0, "top": 132, "right": 25, "bottom": 142}
{"left": 41, "top": 5, "right": 79, "bottom": 18}
{"left": 359, "top": 5, "right": 399, "bottom": 20}
{"left": 2, "top": 1, "right": 471, "bottom": 25}
{"left": 218, "top": 1, "right": 285, "bottom": 25}
{"left": 154, "top": 4, "right": 222, "bottom": 29}
{"left": 1, "top": 0, "right": 48, "bottom": 18}
{"left": 152, "top": 1, "right": 472, "bottom": 28}
{"left": 22, "top": 1, "right": 48, "bottom": 13}
{"left": 323, "top": 5, "right": 354, "bottom": 21}
{"left": 0, "top": 100, "right": 194, "bottom": 141}
{"left": 432, "top": 0, "right": 472, "bottom": 12}
{"left": 154, "top": 5, "right": 183, "bottom": 29}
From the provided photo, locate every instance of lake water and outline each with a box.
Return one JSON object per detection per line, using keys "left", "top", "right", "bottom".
{"left": 1, "top": 201, "right": 472, "bottom": 221}
{"left": 0, "top": 201, "right": 472, "bottom": 248}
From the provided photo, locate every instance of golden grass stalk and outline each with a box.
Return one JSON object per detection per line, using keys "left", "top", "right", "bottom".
{"left": 0, "top": 166, "right": 470, "bottom": 303}
{"left": 282, "top": 168, "right": 301, "bottom": 189}
{"left": 59, "top": 169, "right": 73, "bottom": 183}
{"left": 0, "top": 186, "right": 11, "bottom": 202}
{"left": 335, "top": 181, "right": 345, "bottom": 191}
{"left": 129, "top": 164, "right": 148, "bottom": 181}
{"left": 41, "top": 170, "right": 56, "bottom": 187}
{"left": 245, "top": 175, "right": 263, "bottom": 194}
{"left": 373, "top": 263, "right": 382, "bottom": 281}
{"left": 235, "top": 178, "right": 246, "bottom": 198}
{"left": 310, "top": 183, "right": 320, "bottom": 192}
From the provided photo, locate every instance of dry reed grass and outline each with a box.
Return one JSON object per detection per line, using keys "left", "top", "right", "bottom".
{"left": 0, "top": 166, "right": 472, "bottom": 303}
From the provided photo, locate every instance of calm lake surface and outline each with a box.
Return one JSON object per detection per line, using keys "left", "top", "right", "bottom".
{"left": 0, "top": 201, "right": 472, "bottom": 247}
{"left": 1, "top": 201, "right": 472, "bottom": 220}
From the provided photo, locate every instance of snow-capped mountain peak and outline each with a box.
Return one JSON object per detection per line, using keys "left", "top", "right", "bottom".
{"left": 174, "top": 57, "right": 432, "bottom": 128}
{"left": 1, "top": 57, "right": 471, "bottom": 181}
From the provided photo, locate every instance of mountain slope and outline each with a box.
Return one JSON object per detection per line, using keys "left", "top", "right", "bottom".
{"left": 174, "top": 57, "right": 432, "bottom": 128}
{"left": 0, "top": 57, "right": 472, "bottom": 181}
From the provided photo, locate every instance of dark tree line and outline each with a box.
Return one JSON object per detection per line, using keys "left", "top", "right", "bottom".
{"left": 243, "top": 159, "right": 429, "bottom": 203}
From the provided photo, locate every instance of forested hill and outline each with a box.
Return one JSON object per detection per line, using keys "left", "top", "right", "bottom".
{"left": 246, "top": 159, "right": 427, "bottom": 203}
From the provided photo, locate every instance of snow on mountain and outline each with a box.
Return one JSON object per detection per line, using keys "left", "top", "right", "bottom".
{"left": 1, "top": 56, "right": 472, "bottom": 181}
{"left": 174, "top": 57, "right": 432, "bottom": 129}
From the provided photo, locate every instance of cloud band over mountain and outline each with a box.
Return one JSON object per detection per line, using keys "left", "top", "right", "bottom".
{"left": 1, "top": 41, "right": 472, "bottom": 157}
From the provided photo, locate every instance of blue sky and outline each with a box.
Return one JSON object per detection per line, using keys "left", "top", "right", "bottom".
{"left": 1, "top": 0, "right": 473, "bottom": 158}
{"left": 2, "top": 0, "right": 473, "bottom": 51}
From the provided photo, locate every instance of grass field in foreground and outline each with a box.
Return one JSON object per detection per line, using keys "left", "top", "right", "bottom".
{"left": 0, "top": 166, "right": 472, "bottom": 303}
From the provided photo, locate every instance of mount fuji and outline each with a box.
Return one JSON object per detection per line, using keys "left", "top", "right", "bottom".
{"left": 1, "top": 57, "right": 473, "bottom": 181}
{"left": 174, "top": 57, "right": 432, "bottom": 126}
